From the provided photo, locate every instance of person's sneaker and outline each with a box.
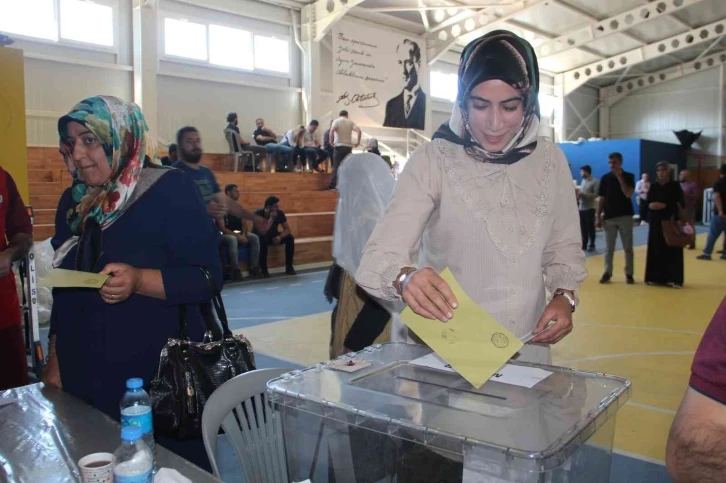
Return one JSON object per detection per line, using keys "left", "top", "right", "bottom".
{"left": 232, "top": 269, "right": 243, "bottom": 282}
{"left": 286, "top": 267, "right": 297, "bottom": 276}
{"left": 249, "top": 267, "right": 263, "bottom": 278}
{"left": 626, "top": 275, "right": 635, "bottom": 285}
{"left": 668, "top": 283, "right": 683, "bottom": 289}
{"left": 599, "top": 273, "right": 611, "bottom": 284}
{"left": 261, "top": 269, "right": 271, "bottom": 278}
{"left": 697, "top": 254, "right": 712, "bottom": 260}
{"left": 587, "top": 246, "right": 596, "bottom": 252}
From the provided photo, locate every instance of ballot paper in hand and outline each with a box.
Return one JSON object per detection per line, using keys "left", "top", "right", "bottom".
{"left": 39, "top": 269, "right": 109, "bottom": 289}
{"left": 400, "top": 268, "right": 523, "bottom": 388}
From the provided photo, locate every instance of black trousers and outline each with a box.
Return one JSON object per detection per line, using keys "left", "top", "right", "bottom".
{"left": 259, "top": 234, "right": 295, "bottom": 271}
{"left": 328, "top": 146, "right": 352, "bottom": 189}
{"left": 579, "top": 208, "right": 596, "bottom": 249}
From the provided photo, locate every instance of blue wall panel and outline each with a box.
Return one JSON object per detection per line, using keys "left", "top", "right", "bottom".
{"left": 558, "top": 139, "right": 641, "bottom": 212}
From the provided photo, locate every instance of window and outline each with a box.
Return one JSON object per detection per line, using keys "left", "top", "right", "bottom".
{"left": 209, "top": 24, "right": 253, "bottom": 70}
{"left": 254, "top": 35, "right": 289, "bottom": 74}
{"left": 164, "top": 18, "right": 207, "bottom": 61}
{"left": 0, "top": 0, "right": 58, "bottom": 42}
{"left": 0, "top": 0, "right": 116, "bottom": 47}
{"left": 538, "top": 94, "right": 557, "bottom": 118}
{"left": 60, "top": 0, "right": 113, "bottom": 47}
{"left": 431, "top": 71, "right": 458, "bottom": 102}
{"left": 161, "top": 16, "right": 290, "bottom": 76}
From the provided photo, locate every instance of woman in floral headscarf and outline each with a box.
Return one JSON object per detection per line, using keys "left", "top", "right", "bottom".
{"left": 43, "top": 96, "right": 221, "bottom": 470}
{"left": 357, "top": 31, "right": 586, "bottom": 365}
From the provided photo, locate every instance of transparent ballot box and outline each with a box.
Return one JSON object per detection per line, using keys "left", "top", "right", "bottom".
{"left": 267, "top": 343, "right": 631, "bottom": 483}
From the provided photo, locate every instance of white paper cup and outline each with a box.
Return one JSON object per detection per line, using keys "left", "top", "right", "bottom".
{"left": 78, "top": 452, "right": 115, "bottom": 483}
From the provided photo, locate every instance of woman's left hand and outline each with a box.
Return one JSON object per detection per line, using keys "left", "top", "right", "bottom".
{"left": 529, "top": 296, "right": 573, "bottom": 344}
{"left": 99, "top": 263, "right": 142, "bottom": 304}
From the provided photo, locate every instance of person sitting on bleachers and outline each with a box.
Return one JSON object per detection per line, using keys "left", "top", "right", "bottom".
{"left": 253, "top": 196, "right": 296, "bottom": 277}
{"left": 253, "top": 118, "right": 288, "bottom": 171}
{"left": 280, "top": 125, "right": 306, "bottom": 172}
{"left": 172, "top": 126, "right": 268, "bottom": 282}
{"left": 302, "top": 120, "right": 328, "bottom": 173}
{"left": 218, "top": 184, "right": 262, "bottom": 278}
{"left": 159, "top": 143, "right": 177, "bottom": 166}
{"left": 224, "top": 113, "right": 265, "bottom": 171}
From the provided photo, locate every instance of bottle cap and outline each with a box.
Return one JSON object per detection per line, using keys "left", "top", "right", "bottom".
{"left": 126, "top": 378, "right": 143, "bottom": 390}
{"left": 121, "top": 426, "right": 143, "bottom": 441}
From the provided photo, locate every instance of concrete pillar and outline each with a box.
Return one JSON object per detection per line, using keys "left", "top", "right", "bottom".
{"left": 301, "top": 6, "right": 323, "bottom": 123}
{"left": 553, "top": 74, "right": 567, "bottom": 143}
{"left": 599, "top": 88, "right": 610, "bottom": 139}
{"left": 132, "top": 0, "right": 159, "bottom": 143}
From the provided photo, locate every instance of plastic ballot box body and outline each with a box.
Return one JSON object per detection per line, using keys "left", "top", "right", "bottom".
{"left": 267, "top": 343, "right": 631, "bottom": 483}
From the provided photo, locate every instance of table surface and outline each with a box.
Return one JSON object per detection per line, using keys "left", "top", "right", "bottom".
{"left": 0, "top": 383, "right": 221, "bottom": 483}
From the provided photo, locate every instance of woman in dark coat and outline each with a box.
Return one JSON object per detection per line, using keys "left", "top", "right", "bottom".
{"left": 44, "top": 96, "right": 222, "bottom": 470}
{"left": 645, "top": 161, "right": 685, "bottom": 287}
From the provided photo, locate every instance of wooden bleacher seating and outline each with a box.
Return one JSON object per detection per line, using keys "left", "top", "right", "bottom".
{"left": 26, "top": 147, "right": 336, "bottom": 272}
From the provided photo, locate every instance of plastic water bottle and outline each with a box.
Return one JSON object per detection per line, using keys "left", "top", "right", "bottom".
{"left": 120, "top": 378, "right": 156, "bottom": 471}
{"left": 113, "top": 426, "right": 153, "bottom": 483}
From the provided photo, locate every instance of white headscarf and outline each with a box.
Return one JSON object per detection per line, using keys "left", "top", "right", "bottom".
{"left": 333, "top": 153, "right": 395, "bottom": 276}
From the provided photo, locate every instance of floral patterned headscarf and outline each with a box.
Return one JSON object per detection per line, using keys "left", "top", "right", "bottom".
{"left": 58, "top": 96, "right": 157, "bottom": 235}
{"left": 432, "top": 30, "right": 540, "bottom": 165}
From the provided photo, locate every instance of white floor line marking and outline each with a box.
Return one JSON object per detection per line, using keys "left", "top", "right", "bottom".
{"left": 625, "top": 402, "right": 677, "bottom": 415}
{"left": 613, "top": 449, "right": 666, "bottom": 467}
{"left": 265, "top": 286, "right": 279, "bottom": 291}
{"left": 289, "top": 283, "right": 302, "bottom": 287}
{"left": 577, "top": 323, "right": 703, "bottom": 335}
{"left": 227, "top": 316, "right": 291, "bottom": 320}
{"left": 239, "top": 290, "right": 254, "bottom": 294}
{"left": 558, "top": 351, "right": 695, "bottom": 364}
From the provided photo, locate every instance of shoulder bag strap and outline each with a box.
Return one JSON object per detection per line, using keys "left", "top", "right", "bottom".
{"left": 199, "top": 267, "right": 233, "bottom": 339}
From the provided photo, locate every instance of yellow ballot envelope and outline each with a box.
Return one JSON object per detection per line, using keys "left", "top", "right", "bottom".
{"left": 400, "top": 268, "right": 523, "bottom": 388}
{"left": 39, "top": 269, "right": 110, "bottom": 289}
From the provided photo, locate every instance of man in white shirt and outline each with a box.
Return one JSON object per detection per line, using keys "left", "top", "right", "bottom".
{"left": 635, "top": 173, "right": 650, "bottom": 224}
{"left": 279, "top": 125, "right": 305, "bottom": 172}
{"left": 328, "top": 110, "right": 361, "bottom": 190}
{"left": 301, "top": 120, "right": 328, "bottom": 173}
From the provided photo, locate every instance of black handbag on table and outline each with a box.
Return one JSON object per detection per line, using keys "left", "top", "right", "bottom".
{"left": 149, "top": 267, "right": 256, "bottom": 440}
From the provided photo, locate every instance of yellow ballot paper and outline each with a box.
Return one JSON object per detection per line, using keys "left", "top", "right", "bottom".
{"left": 39, "top": 269, "right": 110, "bottom": 289}
{"left": 400, "top": 268, "right": 523, "bottom": 388}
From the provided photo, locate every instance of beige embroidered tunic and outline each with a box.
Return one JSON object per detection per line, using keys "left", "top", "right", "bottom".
{"left": 356, "top": 137, "right": 587, "bottom": 362}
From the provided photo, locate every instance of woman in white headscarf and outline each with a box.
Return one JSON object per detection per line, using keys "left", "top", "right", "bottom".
{"left": 356, "top": 30, "right": 587, "bottom": 364}
{"left": 325, "top": 152, "right": 397, "bottom": 358}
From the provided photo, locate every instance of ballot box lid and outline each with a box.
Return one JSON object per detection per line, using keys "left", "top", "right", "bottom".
{"left": 267, "top": 342, "right": 630, "bottom": 470}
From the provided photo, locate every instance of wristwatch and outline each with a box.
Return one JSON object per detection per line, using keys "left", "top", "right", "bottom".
{"left": 394, "top": 267, "right": 418, "bottom": 296}
{"left": 553, "top": 290, "right": 576, "bottom": 313}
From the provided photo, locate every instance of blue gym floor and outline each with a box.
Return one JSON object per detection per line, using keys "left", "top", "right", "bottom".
{"left": 38, "top": 224, "right": 715, "bottom": 482}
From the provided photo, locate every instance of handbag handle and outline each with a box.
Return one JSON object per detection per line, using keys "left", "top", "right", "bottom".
{"left": 199, "top": 267, "right": 234, "bottom": 340}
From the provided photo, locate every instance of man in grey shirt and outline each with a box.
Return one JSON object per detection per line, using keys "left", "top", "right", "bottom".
{"left": 578, "top": 164, "right": 599, "bottom": 252}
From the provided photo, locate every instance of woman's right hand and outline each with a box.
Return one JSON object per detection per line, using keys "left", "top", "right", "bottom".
{"left": 402, "top": 268, "right": 458, "bottom": 322}
{"left": 41, "top": 356, "right": 62, "bottom": 390}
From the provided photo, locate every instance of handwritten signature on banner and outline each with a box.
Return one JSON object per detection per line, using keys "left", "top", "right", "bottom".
{"left": 336, "top": 91, "right": 380, "bottom": 108}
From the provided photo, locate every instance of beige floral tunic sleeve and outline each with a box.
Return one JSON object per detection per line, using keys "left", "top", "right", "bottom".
{"left": 356, "top": 137, "right": 587, "bottom": 360}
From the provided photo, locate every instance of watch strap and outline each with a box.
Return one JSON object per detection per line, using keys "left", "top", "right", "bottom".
{"left": 553, "top": 290, "right": 576, "bottom": 313}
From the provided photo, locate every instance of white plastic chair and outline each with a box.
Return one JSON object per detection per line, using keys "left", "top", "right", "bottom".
{"left": 202, "top": 368, "right": 293, "bottom": 482}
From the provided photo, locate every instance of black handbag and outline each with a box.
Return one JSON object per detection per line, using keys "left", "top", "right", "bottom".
{"left": 149, "top": 267, "right": 256, "bottom": 440}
